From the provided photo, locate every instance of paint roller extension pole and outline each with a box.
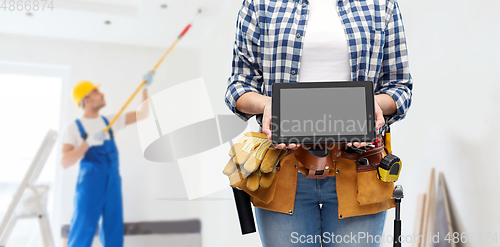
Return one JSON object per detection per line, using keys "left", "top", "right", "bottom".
{"left": 103, "top": 10, "right": 201, "bottom": 133}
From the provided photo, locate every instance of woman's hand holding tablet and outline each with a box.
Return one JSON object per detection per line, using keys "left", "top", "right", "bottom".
{"left": 262, "top": 102, "right": 302, "bottom": 150}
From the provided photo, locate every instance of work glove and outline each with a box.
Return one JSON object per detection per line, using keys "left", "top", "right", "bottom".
{"left": 143, "top": 71, "right": 155, "bottom": 87}
{"left": 85, "top": 131, "right": 107, "bottom": 147}
{"left": 223, "top": 132, "right": 286, "bottom": 191}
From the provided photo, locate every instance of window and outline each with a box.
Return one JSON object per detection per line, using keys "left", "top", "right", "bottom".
{"left": 0, "top": 73, "right": 62, "bottom": 247}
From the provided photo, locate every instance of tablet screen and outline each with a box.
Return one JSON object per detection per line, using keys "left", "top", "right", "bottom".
{"left": 279, "top": 87, "right": 367, "bottom": 137}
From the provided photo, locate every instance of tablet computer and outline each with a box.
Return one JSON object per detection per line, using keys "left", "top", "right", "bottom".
{"left": 271, "top": 81, "right": 376, "bottom": 145}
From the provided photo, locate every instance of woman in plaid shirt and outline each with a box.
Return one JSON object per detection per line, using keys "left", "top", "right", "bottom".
{"left": 226, "top": 0, "right": 412, "bottom": 246}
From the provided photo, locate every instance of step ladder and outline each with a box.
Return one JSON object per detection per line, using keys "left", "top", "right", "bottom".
{"left": 0, "top": 130, "right": 58, "bottom": 247}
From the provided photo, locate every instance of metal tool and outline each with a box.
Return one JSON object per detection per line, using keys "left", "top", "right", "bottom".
{"left": 393, "top": 185, "right": 404, "bottom": 247}
{"left": 232, "top": 187, "right": 256, "bottom": 235}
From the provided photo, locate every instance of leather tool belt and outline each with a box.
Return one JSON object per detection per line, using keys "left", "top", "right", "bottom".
{"left": 292, "top": 141, "right": 385, "bottom": 179}
{"left": 343, "top": 146, "right": 385, "bottom": 172}
{"left": 293, "top": 143, "right": 342, "bottom": 179}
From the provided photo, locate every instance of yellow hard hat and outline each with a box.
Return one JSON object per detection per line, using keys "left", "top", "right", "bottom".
{"left": 72, "top": 81, "right": 101, "bottom": 107}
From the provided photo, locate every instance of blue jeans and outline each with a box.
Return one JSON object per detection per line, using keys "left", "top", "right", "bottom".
{"left": 255, "top": 172, "right": 387, "bottom": 247}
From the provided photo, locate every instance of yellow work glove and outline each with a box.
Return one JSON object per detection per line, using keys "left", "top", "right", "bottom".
{"left": 222, "top": 132, "right": 286, "bottom": 191}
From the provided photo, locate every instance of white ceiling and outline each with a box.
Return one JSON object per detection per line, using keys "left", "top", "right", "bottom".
{"left": 0, "top": 0, "right": 234, "bottom": 48}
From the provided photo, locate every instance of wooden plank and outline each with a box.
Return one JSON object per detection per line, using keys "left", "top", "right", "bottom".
{"left": 412, "top": 193, "right": 426, "bottom": 247}
{"left": 422, "top": 168, "right": 436, "bottom": 247}
{"left": 431, "top": 172, "right": 455, "bottom": 247}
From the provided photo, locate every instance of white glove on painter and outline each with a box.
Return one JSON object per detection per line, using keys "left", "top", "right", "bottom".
{"left": 143, "top": 71, "right": 155, "bottom": 87}
{"left": 86, "top": 131, "right": 107, "bottom": 147}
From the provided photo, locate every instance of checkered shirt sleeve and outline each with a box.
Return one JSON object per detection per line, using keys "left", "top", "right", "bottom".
{"left": 225, "top": 0, "right": 263, "bottom": 122}
{"left": 375, "top": 0, "right": 413, "bottom": 126}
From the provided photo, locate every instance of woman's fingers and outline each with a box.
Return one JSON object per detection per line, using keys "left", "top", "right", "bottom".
{"left": 273, "top": 143, "right": 286, "bottom": 149}
{"left": 272, "top": 143, "right": 301, "bottom": 149}
{"left": 262, "top": 103, "right": 272, "bottom": 140}
{"left": 347, "top": 142, "right": 368, "bottom": 147}
{"left": 374, "top": 100, "right": 386, "bottom": 130}
{"left": 375, "top": 114, "right": 385, "bottom": 130}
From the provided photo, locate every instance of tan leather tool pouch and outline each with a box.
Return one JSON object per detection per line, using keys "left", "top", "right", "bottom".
{"left": 341, "top": 145, "right": 394, "bottom": 206}
{"left": 236, "top": 149, "right": 290, "bottom": 204}
{"left": 238, "top": 171, "right": 279, "bottom": 204}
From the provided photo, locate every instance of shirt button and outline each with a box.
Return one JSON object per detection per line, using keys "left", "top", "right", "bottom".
{"left": 291, "top": 70, "right": 296, "bottom": 75}
{"left": 302, "top": 3, "right": 306, "bottom": 7}
{"left": 296, "top": 33, "right": 301, "bottom": 38}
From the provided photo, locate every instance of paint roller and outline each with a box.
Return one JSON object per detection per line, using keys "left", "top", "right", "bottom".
{"left": 103, "top": 9, "right": 202, "bottom": 133}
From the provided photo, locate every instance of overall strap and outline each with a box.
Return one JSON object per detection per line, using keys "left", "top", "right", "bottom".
{"left": 75, "top": 119, "right": 88, "bottom": 140}
{"left": 101, "top": 116, "right": 114, "bottom": 138}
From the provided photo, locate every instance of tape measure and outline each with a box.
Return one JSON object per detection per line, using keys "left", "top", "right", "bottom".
{"left": 377, "top": 154, "right": 402, "bottom": 182}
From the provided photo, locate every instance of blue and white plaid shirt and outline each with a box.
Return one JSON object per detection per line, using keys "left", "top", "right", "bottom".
{"left": 225, "top": 0, "right": 413, "bottom": 130}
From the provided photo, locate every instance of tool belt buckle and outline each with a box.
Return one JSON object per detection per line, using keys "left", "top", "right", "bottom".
{"left": 307, "top": 163, "right": 330, "bottom": 179}
{"left": 294, "top": 143, "right": 335, "bottom": 179}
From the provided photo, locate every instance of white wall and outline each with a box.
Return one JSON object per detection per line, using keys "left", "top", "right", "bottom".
{"left": 383, "top": 0, "right": 500, "bottom": 246}
{"left": 0, "top": 0, "right": 499, "bottom": 246}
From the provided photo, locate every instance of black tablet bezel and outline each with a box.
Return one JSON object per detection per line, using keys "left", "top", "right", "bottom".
{"left": 271, "top": 81, "right": 376, "bottom": 145}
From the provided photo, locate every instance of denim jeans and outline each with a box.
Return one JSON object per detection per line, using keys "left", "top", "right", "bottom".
{"left": 255, "top": 172, "right": 387, "bottom": 247}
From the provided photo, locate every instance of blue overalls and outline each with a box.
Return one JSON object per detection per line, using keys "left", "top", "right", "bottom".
{"left": 67, "top": 116, "right": 124, "bottom": 247}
